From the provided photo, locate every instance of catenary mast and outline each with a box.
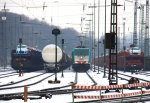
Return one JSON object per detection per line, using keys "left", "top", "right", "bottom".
{"left": 144, "top": 0, "right": 149, "bottom": 56}
{"left": 133, "top": 0, "right": 138, "bottom": 46}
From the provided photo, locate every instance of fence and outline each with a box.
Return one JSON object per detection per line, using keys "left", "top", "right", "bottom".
{"left": 72, "top": 82, "right": 150, "bottom": 102}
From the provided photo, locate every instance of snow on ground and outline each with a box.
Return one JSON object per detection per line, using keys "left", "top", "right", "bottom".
{"left": 0, "top": 67, "right": 150, "bottom": 103}
{"left": 0, "top": 94, "right": 72, "bottom": 103}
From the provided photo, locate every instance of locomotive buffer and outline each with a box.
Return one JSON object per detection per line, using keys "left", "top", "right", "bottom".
{"left": 105, "top": 0, "right": 119, "bottom": 93}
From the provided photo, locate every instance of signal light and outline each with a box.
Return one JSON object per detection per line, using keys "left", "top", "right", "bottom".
{"left": 105, "top": 32, "right": 115, "bottom": 49}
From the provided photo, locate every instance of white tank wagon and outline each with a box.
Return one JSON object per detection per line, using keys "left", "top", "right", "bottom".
{"left": 42, "top": 44, "right": 72, "bottom": 72}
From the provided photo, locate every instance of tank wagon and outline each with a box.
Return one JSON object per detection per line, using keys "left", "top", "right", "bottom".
{"left": 42, "top": 44, "right": 72, "bottom": 72}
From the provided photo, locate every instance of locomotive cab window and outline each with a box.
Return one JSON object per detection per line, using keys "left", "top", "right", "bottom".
{"left": 74, "top": 49, "right": 89, "bottom": 56}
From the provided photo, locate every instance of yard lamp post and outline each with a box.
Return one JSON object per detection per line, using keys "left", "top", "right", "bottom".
{"left": 61, "top": 39, "right": 64, "bottom": 78}
{"left": 19, "top": 38, "right": 22, "bottom": 77}
{"left": 97, "top": 41, "right": 101, "bottom": 74}
{"left": 52, "top": 28, "right": 60, "bottom": 82}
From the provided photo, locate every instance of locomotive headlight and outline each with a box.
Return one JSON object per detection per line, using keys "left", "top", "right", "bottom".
{"left": 131, "top": 64, "right": 137, "bottom": 67}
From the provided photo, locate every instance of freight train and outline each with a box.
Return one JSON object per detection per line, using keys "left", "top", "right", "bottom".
{"left": 11, "top": 44, "right": 44, "bottom": 72}
{"left": 72, "top": 46, "right": 91, "bottom": 72}
{"left": 94, "top": 47, "right": 144, "bottom": 72}
{"left": 42, "top": 44, "right": 72, "bottom": 72}
{"left": 11, "top": 44, "right": 72, "bottom": 72}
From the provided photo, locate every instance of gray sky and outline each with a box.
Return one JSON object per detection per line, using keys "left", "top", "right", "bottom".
{"left": 0, "top": 0, "right": 147, "bottom": 39}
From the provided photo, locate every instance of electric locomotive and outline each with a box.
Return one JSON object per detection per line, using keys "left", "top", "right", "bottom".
{"left": 72, "top": 46, "right": 91, "bottom": 72}
{"left": 120, "top": 47, "right": 144, "bottom": 72}
{"left": 11, "top": 44, "right": 44, "bottom": 72}
{"left": 94, "top": 47, "right": 144, "bottom": 72}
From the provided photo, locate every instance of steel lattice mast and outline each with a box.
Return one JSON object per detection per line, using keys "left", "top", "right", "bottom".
{"left": 144, "top": 0, "right": 149, "bottom": 56}
{"left": 108, "top": 0, "right": 118, "bottom": 86}
{"left": 139, "top": 5, "right": 145, "bottom": 52}
{"left": 133, "top": 0, "right": 138, "bottom": 46}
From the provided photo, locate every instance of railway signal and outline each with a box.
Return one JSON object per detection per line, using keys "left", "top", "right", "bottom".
{"left": 19, "top": 38, "right": 23, "bottom": 77}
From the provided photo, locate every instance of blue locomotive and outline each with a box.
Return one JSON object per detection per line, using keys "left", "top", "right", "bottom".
{"left": 72, "top": 46, "right": 91, "bottom": 72}
{"left": 11, "top": 44, "right": 44, "bottom": 72}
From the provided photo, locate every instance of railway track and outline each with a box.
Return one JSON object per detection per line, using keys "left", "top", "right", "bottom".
{"left": 118, "top": 72, "right": 150, "bottom": 82}
{"left": 96, "top": 66, "right": 150, "bottom": 82}
{"left": 0, "top": 71, "right": 82, "bottom": 100}
{"left": 75, "top": 72, "right": 97, "bottom": 86}
{"left": 86, "top": 72, "right": 97, "bottom": 85}
{"left": 0, "top": 71, "right": 16, "bottom": 76}
{"left": 0, "top": 73, "right": 55, "bottom": 90}
{"left": 0, "top": 72, "right": 47, "bottom": 87}
{"left": 0, "top": 73, "right": 18, "bottom": 79}
{"left": 135, "top": 71, "right": 150, "bottom": 76}
{"left": 0, "top": 67, "right": 150, "bottom": 102}
{"left": 0, "top": 69, "right": 99, "bottom": 100}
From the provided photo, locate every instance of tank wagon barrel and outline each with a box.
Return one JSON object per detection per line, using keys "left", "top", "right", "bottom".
{"left": 42, "top": 44, "right": 72, "bottom": 72}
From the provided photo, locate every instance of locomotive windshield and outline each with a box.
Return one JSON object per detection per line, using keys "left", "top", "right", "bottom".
{"left": 16, "top": 44, "right": 28, "bottom": 54}
{"left": 129, "top": 47, "right": 141, "bottom": 54}
{"left": 74, "top": 49, "right": 89, "bottom": 56}
{"left": 17, "top": 45, "right": 27, "bottom": 48}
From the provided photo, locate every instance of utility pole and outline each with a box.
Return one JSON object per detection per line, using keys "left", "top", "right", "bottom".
{"left": 97, "top": 0, "right": 100, "bottom": 74}
{"left": 19, "top": 38, "right": 23, "bottom": 77}
{"left": 1, "top": 2, "right": 8, "bottom": 69}
{"left": 103, "top": 0, "right": 107, "bottom": 78}
{"left": 123, "top": 1, "right": 126, "bottom": 51}
{"left": 139, "top": 5, "right": 144, "bottom": 52}
{"left": 144, "top": 0, "right": 149, "bottom": 56}
{"left": 93, "top": 0, "right": 96, "bottom": 72}
{"left": 133, "top": 0, "right": 138, "bottom": 46}
{"left": 61, "top": 39, "right": 64, "bottom": 78}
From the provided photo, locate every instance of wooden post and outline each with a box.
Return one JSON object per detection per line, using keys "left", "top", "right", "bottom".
{"left": 140, "top": 85, "right": 143, "bottom": 101}
{"left": 24, "top": 85, "right": 28, "bottom": 102}
{"left": 121, "top": 85, "right": 124, "bottom": 102}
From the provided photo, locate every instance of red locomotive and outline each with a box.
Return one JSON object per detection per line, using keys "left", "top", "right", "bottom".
{"left": 94, "top": 47, "right": 144, "bottom": 72}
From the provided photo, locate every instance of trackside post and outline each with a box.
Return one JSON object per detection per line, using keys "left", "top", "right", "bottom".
{"left": 121, "top": 85, "right": 124, "bottom": 102}
{"left": 72, "top": 84, "right": 74, "bottom": 103}
{"left": 99, "top": 89, "right": 102, "bottom": 102}
{"left": 24, "top": 85, "right": 28, "bottom": 102}
{"left": 140, "top": 85, "right": 143, "bottom": 101}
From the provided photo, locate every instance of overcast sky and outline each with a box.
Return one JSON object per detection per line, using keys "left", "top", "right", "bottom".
{"left": 0, "top": 0, "right": 148, "bottom": 39}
